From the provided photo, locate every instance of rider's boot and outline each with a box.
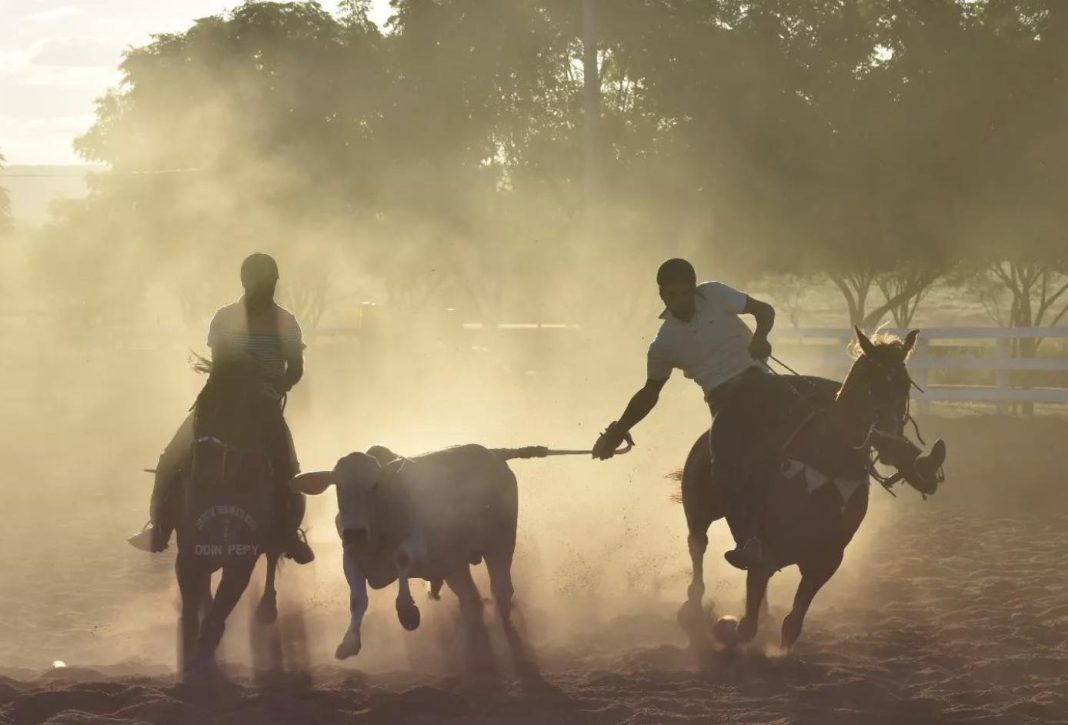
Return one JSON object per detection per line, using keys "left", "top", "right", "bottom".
{"left": 148, "top": 461, "right": 179, "bottom": 552}
{"left": 723, "top": 492, "right": 766, "bottom": 571}
{"left": 724, "top": 536, "right": 764, "bottom": 571}
{"left": 897, "top": 439, "right": 946, "bottom": 495}
{"left": 129, "top": 461, "right": 179, "bottom": 552}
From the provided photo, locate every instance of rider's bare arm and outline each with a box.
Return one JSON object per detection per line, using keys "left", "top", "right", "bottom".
{"left": 744, "top": 296, "right": 775, "bottom": 359}
{"left": 618, "top": 377, "right": 668, "bottom": 432}
{"left": 744, "top": 296, "right": 775, "bottom": 338}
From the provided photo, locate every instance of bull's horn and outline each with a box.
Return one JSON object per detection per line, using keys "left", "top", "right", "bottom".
{"left": 289, "top": 471, "right": 335, "bottom": 495}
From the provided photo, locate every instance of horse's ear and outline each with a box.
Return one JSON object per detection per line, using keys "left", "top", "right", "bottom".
{"left": 903, "top": 329, "right": 919, "bottom": 356}
{"left": 853, "top": 325, "right": 876, "bottom": 357}
{"left": 289, "top": 471, "right": 334, "bottom": 495}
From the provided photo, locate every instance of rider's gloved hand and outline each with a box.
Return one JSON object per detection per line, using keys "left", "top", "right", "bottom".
{"left": 748, "top": 335, "right": 772, "bottom": 361}
{"left": 592, "top": 421, "right": 627, "bottom": 460}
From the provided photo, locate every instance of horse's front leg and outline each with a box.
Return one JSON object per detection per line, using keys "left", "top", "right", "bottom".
{"left": 394, "top": 546, "right": 421, "bottom": 631}
{"left": 256, "top": 552, "right": 280, "bottom": 624}
{"left": 188, "top": 561, "right": 254, "bottom": 678}
{"left": 782, "top": 551, "right": 842, "bottom": 650}
{"left": 336, "top": 549, "right": 368, "bottom": 659}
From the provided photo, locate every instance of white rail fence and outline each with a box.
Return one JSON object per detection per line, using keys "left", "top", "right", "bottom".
{"left": 772, "top": 327, "right": 1068, "bottom": 408}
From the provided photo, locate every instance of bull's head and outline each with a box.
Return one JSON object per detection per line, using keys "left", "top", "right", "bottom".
{"left": 289, "top": 450, "right": 404, "bottom": 553}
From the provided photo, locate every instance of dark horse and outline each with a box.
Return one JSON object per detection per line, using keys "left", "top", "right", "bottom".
{"left": 175, "top": 357, "right": 293, "bottom": 680}
{"left": 679, "top": 327, "right": 940, "bottom": 650}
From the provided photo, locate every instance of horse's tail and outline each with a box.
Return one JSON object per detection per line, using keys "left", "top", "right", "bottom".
{"left": 491, "top": 446, "right": 550, "bottom": 461}
{"left": 667, "top": 469, "right": 684, "bottom": 504}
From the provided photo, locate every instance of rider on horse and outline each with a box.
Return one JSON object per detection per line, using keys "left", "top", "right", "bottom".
{"left": 135, "top": 253, "right": 314, "bottom": 564}
{"left": 592, "top": 258, "right": 946, "bottom": 570}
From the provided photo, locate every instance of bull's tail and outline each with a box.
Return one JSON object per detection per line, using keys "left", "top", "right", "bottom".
{"left": 491, "top": 446, "right": 551, "bottom": 461}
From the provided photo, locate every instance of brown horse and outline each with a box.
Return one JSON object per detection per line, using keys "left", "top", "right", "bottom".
{"left": 174, "top": 359, "right": 295, "bottom": 680}
{"left": 678, "top": 327, "right": 939, "bottom": 650}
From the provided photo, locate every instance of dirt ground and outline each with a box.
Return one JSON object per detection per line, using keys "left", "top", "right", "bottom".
{"left": 1, "top": 338, "right": 1066, "bottom": 724}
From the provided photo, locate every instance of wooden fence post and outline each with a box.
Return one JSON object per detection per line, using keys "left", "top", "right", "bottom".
{"left": 995, "top": 337, "right": 1010, "bottom": 415}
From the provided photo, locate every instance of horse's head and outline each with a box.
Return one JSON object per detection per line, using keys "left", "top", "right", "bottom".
{"left": 838, "top": 326, "right": 919, "bottom": 439}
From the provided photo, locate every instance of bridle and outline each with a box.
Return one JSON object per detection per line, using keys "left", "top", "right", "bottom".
{"left": 842, "top": 352, "right": 933, "bottom": 495}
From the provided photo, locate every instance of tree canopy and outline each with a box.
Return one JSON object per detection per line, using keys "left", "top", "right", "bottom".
{"left": 37, "top": 0, "right": 1068, "bottom": 329}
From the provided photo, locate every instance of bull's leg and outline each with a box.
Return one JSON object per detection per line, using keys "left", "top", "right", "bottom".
{"left": 256, "top": 552, "right": 280, "bottom": 625}
{"left": 486, "top": 545, "right": 536, "bottom": 678}
{"left": 336, "top": 549, "right": 367, "bottom": 660}
{"left": 192, "top": 562, "right": 254, "bottom": 670}
{"left": 781, "top": 551, "right": 842, "bottom": 650}
{"left": 394, "top": 549, "right": 420, "bottom": 631}
{"left": 445, "top": 566, "right": 494, "bottom": 673}
{"left": 738, "top": 566, "right": 773, "bottom": 643}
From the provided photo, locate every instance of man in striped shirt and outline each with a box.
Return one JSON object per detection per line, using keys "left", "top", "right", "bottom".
{"left": 140, "top": 254, "right": 313, "bottom": 564}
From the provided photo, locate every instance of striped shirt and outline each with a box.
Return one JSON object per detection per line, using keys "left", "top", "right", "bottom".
{"left": 207, "top": 300, "right": 304, "bottom": 382}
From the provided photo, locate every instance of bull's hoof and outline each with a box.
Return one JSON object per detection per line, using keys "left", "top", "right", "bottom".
{"left": 256, "top": 592, "right": 278, "bottom": 625}
{"left": 335, "top": 629, "right": 361, "bottom": 660}
{"left": 397, "top": 600, "right": 421, "bottom": 631}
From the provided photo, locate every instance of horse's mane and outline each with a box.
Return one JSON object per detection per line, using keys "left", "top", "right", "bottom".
{"left": 847, "top": 331, "right": 913, "bottom": 360}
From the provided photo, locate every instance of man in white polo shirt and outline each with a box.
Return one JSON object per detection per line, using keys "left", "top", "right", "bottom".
{"left": 591, "top": 258, "right": 777, "bottom": 569}
{"left": 593, "top": 258, "right": 946, "bottom": 571}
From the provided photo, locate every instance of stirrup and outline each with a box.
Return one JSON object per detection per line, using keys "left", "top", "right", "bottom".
{"left": 128, "top": 522, "right": 166, "bottom": 552}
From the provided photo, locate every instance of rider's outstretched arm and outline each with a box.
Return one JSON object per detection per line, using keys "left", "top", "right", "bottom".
{"left": 593, "top": 377, "right": 667, "bottom": 459}
{"left": 619, "top": 377, "right": 668, "bottom": 431}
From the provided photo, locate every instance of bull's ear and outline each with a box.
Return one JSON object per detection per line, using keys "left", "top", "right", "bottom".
{"left": 289, "top": 471, "right": 334, "bottom": 495}
{"left": 854, "top": 325, "right": 876, "bottom": 357}
{"left": 903, "top": 329, "right": 919, "bottom": 356}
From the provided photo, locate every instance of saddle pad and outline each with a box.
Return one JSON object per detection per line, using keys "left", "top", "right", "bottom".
{"left": 180, "top": 438, "right": 274, "bottom": 563}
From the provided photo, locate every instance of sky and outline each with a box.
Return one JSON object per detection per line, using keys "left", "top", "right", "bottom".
{"left": 0, "top": 0, "right": 392, "bottom": 165}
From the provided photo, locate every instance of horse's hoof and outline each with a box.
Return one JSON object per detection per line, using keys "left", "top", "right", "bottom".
{"left": 335, "top": 630, "right": 361, "bottom": 660}
{"left": 182, "top": 655, "right": 220, "bottom": 685}
{"left": 676, "top": 600, "right": 705, "bottom": 632}
{"left": 256, "top": 594, "right": 278, "bottom": 625}
{"left": 712, "top": 615, "right": 741, "bottom": 648}
{"left": 781, "top": 611, "right": 802, "bottom": 650}
{"left": 397, "top": 601, "right": 421, "bottom": 631}
{"left": 737, "top": 615, "right": 757, "bottom": 643}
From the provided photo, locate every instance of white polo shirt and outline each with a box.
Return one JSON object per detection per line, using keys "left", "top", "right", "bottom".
{"left": 647, "top": 281, "right": 760, "bottom": 397}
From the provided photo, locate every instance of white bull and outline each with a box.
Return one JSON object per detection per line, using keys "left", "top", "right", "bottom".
{"left": 290, "top": 443, "right": 545, "bottom": 672}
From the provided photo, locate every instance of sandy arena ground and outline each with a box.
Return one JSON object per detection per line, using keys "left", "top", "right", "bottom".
{"left": 1, "top": 341, "right": 1066, "bottom": 724}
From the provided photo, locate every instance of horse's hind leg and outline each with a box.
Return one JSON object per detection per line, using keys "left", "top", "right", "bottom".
{"left": 738, "top": 567, "right": 773, "bottom": 643}
{"left": 781, "top": 551, "right": 842, "bottom": 650}
{"left": 678, "top": 433, "right": 721, "bottom": 630}
{"left": 256, "top": 553, "right": 280, "bottom": 625}
{"left": 175, "top": 556, "right": 210, "bottom": 675}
